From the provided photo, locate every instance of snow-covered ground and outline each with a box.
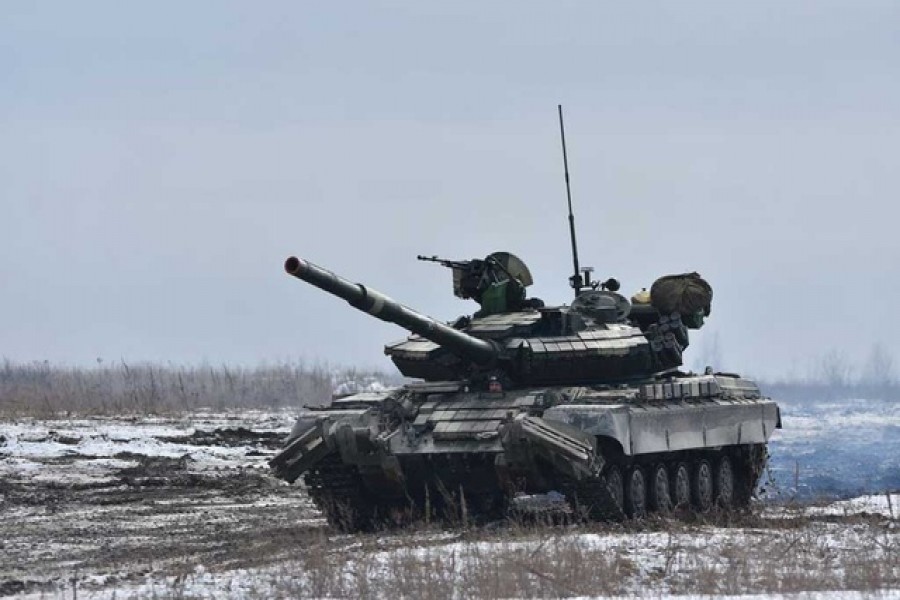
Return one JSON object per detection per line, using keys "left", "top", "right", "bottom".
{"left": 803, "top": 492, "right": 900, "bottom": 518}
{"left": 9, "top": 504, "right": 898, "bottom": 599}
{"left": 767, "top": 397, "right": 900, "bottom": 499}
{"left": 0, "top": 411, "right": 323, "bottom": 598}
{"left": 1, "top": 401, "right": 898, "bottom": 598}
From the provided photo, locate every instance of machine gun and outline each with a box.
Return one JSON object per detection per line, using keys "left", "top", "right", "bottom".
{"left": 416, "top": 254, "right": 472, "bottom": 271}
{"left": 417, "top": 252, "right": 535, "bottom": 315}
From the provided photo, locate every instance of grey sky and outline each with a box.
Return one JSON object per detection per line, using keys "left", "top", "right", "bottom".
{"left": 3, "top": 1, "right": 899, "bottom": 379}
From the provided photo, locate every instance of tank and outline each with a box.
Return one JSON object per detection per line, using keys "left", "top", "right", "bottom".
{"left": 270, "top": 252, "right": 781, "bottom": 531}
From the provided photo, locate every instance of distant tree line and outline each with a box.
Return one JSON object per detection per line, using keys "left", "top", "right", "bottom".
{"left": 693, "top": 338, "right": 898, "bottom": 402}
{"left": 0, "top": 359, "right": 397, "bottom": 417}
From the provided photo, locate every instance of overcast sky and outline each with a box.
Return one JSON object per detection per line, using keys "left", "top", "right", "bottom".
{"left": 3, "top": 1, "right": 899, "bottom": 379}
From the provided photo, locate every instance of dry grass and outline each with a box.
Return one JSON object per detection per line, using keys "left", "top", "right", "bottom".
{"left": 0, "top": 360, "right": 394, "bottom": 417}
{"left": 115, "top": 513, "right": 900, "bottom": 599}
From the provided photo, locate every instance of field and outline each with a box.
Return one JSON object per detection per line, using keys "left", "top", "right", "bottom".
{"left": 1, "top": 367, "right": 899, "bottom": 598}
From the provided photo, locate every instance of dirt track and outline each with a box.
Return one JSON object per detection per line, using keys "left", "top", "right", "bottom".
{"left": 0, "top": 414, "right": 323, "bottom": 597}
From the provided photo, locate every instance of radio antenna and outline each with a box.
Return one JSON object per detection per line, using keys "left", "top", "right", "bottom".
{"left": 558, "top": 105, "right": 582, "bottom": 295}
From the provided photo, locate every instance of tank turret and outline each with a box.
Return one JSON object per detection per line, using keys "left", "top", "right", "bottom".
{"left": 284, "top": 253, "right": 691, "bottom": 386}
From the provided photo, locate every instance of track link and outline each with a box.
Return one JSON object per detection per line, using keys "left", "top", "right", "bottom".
{"left": 304, "top": 455, "right": 383, "bottom": 532}
{"left": 563, "top": 473, "right": 626, "bottom": 521}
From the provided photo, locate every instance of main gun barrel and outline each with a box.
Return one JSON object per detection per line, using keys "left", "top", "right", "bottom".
{"left": 284, "top": 256, "right": 497, "bottom": 365}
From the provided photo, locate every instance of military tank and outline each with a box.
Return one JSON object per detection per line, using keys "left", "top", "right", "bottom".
{"left": 270, "top": 108, "right": 780, "bottom": 531}
{"left": 270, "top": 252, "right": 781, "bottom": 531}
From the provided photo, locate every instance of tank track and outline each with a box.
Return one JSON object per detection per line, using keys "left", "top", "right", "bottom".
{"left": 303, "top": 454, "right": 394, "bottom": 532}
{"left": 562, "top": 443, "right": 768, "bottom": 521}
{"left": 734, "top": 443, "right": 768, "bottom": 505}
{"left": 562, "top": 474, "right": 626, "bottom": 521}
{"left": 305, "top": 445, "right": 768, "bottom": 531}
{"left": 305, "top": 455, "right": 507, "bottom": 530}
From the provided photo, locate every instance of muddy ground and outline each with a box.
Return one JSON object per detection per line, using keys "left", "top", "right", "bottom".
{"left": 1, "top": 412, "right": 898, "bottom": 599}
{"left": 0, "top": 413, "right": 324, "bottom": 597}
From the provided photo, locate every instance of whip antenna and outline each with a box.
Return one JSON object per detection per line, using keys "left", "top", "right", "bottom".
{"left": 558, "top": 105, "right": 582, "bottom": 295}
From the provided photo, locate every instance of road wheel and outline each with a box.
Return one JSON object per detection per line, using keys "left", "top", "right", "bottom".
{"left": 671, "top": 462, "right": 691, "bottom": 509}
{"left": 648, "top": 464, "right": 671, "bottom": 513}
{"left": 605, "top": 465, "right": 624, "bottom": 512}
{"left": 625, "top": 466, "right": 647, "bottom": 518}
{"left": 716, "top": 456, "right": 735, "bottom": 508}
{"left": 692, "top": 459, "right": 714, "bottom": 512}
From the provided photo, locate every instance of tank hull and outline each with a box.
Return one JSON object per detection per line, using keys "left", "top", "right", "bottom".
{"left": 271, "top": 374, "right": 780, "bottom": 531}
